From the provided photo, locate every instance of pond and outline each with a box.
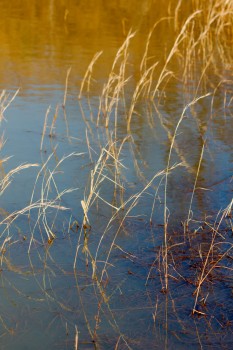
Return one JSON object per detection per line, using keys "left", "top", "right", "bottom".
{"left": 0, "top": 1, "right": 233, "bottom": 349}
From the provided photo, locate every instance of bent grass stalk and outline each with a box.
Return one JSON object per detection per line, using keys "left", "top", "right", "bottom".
{"left": 97, "top": 30, "right": 135, "bottom": 127}
{"left": 94, "top": 164, "right": 181, "bottom": 287}
{"left": 27, "top": 152, "right": 83, "bottom": 248}
{"left": 0, "top": 163, "right": 39, "bottom": 197}
{"left": 163, "top": 93, "right": 211, "bottom": 291}
{"left": 0, "top": 89, "right": 19, "bottom": 122}
{"left": 78, "top": 51, "right": 103, "bottom": 100}
{"left": 151, "top": 10, "right": 202, "bottom": 100}
{"left": 140, "top": 17, "right": 172, "bottom": 74}
{"left": 127, "top": 62, "right": 158, "bottom": 131}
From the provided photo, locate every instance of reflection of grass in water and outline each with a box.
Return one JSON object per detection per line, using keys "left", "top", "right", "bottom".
{"left": 1, "top": 1, "right": 233, "bottom": 348}
{"left": 76, "top": 8, "right": 232, "bottom": 346}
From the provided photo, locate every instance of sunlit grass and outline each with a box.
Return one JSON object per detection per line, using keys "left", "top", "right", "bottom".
{"left": 0, "top": 1, "right": 233, "bottom": 348}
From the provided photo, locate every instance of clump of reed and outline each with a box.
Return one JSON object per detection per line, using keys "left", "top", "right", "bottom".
{"left": 174, "top": 0, "right": 233, "bottom": 88}
{"left": 1, "top": 1, "right": 233, "bottom": 346}
{"left": 0, "top": 91, "right": 37, "bottom": 198}
{"left": 78, "top": 1, "right": 233, "bottom": 136}
{"left": 75, "top": 2, "right": 233, "bottom": 340}
{"left": 0, "top": 90, "right": 81, "bottom": 250}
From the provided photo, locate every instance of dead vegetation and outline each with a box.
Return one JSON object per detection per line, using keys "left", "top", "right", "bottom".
{"left": 0, "top": 0, "right": 233, "bottom": 348}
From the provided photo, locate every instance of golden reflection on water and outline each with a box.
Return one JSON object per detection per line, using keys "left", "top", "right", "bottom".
{"left": 0, "top": 0, "right": 194, "bottom": 90}
{"left": 0, "top": 0, "right": 232, "bottom": 108}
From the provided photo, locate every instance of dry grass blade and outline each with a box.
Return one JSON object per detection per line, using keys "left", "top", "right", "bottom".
{"left": 74, "top": 325, "right": 79, "bottom": 350}
{"left": 63, "top": 66, "right": 72, "bottom": 107}
{"left": 0, "top": 132, "right": 6, "bottom": 151}
{"left": 163, "top": 93, "right": 211, "bottom": 291}
{"left": 78, "top": 51, "right": 103, "bottom": 100}
{"left": 151, "top": 10, "right": 202, "bottom": 99}
{"left": 186, "top": 140, "right": 206, "bottom": 230}
{"left": 127, "top": 62, "right": 158, "bottom": 131}
{"left": 97, "top": 30, "right": 135, "bottom": 127}
{"left": 0, "top": 163, "right": 39, "bottom": 196}
{"left": 0, "top": 89, "right": 19, "bottom": 122}
{"left": 40, "top": 106, "right": 51, "bottom": 151}
{"left": 27, "top": 152, "right": 83, "bottom": 244}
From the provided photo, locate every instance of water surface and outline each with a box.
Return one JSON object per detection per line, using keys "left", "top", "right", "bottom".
{"left": 0, "top": 1, "right": 233, "bottom": 349}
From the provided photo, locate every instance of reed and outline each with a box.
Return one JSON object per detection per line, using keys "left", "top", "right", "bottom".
{"left": 74, "top": 2, "right": 232, "bottom": 305}
{"left": 97, "top": 30, "right": 135, "bottom": 128}
{"left": 78, "top": 51, "right": 103, "bottom": 100}
{"left": 63, "top": 66, "right": 72, "bottom": 107}
{"left": 1, "top": 1, "right": 233, "bottom": 346}
{"left": 192, "top": 199, "right": 233, "bottom": 314}
{"left": 0, "top": 89, "right": 19, "bottom": 122}
{"left": 76, "top": 4, "right": 233, "bottom": 135}
{"left": 40, "top": 106, "right": 51, "bottom": 151}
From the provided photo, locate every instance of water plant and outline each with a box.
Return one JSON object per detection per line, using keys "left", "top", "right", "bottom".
{"left": 0, "top": 0, "right": 233, "bottom": 348}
